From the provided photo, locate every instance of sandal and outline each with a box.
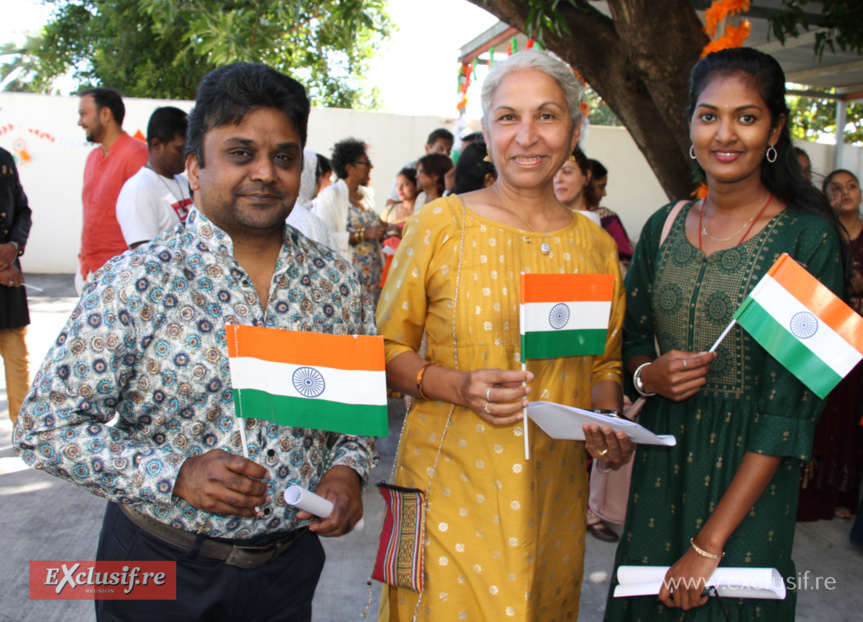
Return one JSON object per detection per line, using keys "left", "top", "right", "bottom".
{"left": 587, "top": 519, "right": 620, "bottom": 543}
{"left": 835, "top": 507, "right": 852, "bottom": 520}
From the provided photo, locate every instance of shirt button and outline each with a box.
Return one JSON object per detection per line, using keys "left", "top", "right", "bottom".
{"left": 267, "top": 449, "right": 275, "bottom": 457}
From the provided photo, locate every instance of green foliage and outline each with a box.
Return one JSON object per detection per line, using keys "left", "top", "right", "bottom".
{"left": 583, "top": 84, "right": 620, "bottom": 128}
{"left": 768, "top": 0, "right": 863, "bottom": 57}
{"left": 1, "top": 0, "right": 392, "bottom": 108}
{"left": 522, "top": 0, "right": 595, "bottom": 44}
{"left": 788, "top": 91, "right": 863, "bottom": 145}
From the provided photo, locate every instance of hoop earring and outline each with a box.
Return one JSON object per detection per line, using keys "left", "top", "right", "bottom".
{"left": 689, "top": 145, "right": 697, "bottom": 160}
{"left": 765, "top": 145, "right": 777, "bottom": 163}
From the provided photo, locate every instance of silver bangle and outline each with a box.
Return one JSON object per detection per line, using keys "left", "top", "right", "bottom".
{"left": 633, "top": 362, "right": 657, "bottom": 397}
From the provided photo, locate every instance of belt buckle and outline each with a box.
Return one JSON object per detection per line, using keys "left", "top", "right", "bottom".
{"left": 224, "top": 543, "right": 279, "bottom": 569}
{"left": 224, "top": 546, "right": 243, "bottom": 567}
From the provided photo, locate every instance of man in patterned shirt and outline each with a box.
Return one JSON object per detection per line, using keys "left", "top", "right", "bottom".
{"left": 15, "top": 63, "right": 377, "bottom": 621}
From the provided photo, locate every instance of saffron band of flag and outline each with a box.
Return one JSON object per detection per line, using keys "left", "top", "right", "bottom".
{"left": 520, "top": 273, "right": 615, "bottom": 359}
{"left": 733, "top": 253, "right": 863, "bottom": 399}
{"left": 226, "top": 325, "right": 388, "bottom": 437}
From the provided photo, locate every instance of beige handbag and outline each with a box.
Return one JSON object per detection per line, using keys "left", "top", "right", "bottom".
{"left": 587, "top": 201, "right": 688, "bottom": 525}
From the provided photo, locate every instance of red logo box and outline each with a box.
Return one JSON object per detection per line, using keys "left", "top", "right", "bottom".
{"left": 30, "top": 561, "right": 176, "bottom": 600}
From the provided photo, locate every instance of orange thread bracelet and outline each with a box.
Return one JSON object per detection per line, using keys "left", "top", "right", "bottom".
{"left": 416, "top": 362, "right": 436, "bottom": 400}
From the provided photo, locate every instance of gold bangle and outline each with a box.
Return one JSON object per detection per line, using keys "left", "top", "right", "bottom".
{"left": 416, "top": 362, "right": 436, "bottom": 401}
{"left": 690, "top": 537, "right": 724, "bottom": 560}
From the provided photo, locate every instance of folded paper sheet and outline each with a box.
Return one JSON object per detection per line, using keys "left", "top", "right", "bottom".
{"left": 526, "top": 401, "right": 676, "bottom": 446}
{"left": 614, "top": 566, "right": 786, "bottom": 600}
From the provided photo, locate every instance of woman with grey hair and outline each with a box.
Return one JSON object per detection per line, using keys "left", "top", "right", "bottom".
{"left": 376, "top": 49, "right": 632, "bottom": 620}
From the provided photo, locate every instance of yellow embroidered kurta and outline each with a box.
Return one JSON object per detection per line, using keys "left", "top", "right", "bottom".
{"left": 376, "top": 195, "right": 625, "bottom": 621}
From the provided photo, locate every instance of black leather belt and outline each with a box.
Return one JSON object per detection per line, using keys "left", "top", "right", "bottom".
{"left": 119, "top": 504, "right": 303, "bottom": 569}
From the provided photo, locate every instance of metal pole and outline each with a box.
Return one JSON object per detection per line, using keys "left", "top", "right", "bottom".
{"left": 834, "top": 99, "right": 847, "bottom": 170}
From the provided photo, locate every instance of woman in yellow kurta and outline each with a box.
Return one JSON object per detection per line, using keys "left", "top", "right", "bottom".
{"left": 376, "top": 50, "right": 633, "bottom": 621}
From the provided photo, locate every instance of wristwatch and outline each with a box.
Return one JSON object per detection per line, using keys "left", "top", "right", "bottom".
{"left": 633, "top": 362, "right": 657, "bottom": 397}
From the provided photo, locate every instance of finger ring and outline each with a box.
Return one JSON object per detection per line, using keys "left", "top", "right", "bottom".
{"left": 597, "top": 447, "right": 609, "bottom": 457}
{"left": 482, "top": 401, "right": 491, "bottom": 414}
{"left": 486, "top": 387, "right": 493, "bottom": 401}
{"left": 683, "top": 358, "right": 688, "bottom": 369}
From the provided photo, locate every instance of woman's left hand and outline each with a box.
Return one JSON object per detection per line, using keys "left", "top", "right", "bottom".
{"left": 658, "top": 546, "right": 721, "bottom": 610}
{"left": 582, "top": 424, "right": 634, "bottom": 468}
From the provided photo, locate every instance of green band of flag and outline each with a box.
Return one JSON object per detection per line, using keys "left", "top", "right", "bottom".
{"left": 235, "top": 389, "right": 389, "bottom": 437}
{"left": 736, "top": 299, "right": 842, "bottom": 398}
{"left": 521, "top": 329, "right": 607, "bottom": 359}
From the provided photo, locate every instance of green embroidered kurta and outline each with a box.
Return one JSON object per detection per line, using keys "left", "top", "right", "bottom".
{"left": 605, "top": 202, "right": 844, "bottom": 621}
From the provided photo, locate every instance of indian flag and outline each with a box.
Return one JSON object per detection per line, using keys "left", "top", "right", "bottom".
{"left": 225, "top": 325, "right": 388, "bottom": 437}
{"left": 520, "top": 273, "right": 615, "bottom": 360}
{"left": 733, "top": 253, "right": 863, "bottom": 399}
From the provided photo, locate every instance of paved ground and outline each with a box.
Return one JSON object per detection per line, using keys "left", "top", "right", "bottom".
{"left": 1, "top": 274, "right": 862, "bottom": 621}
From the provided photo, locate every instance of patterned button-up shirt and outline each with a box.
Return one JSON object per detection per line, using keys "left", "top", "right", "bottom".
{"left": 15, "top": 207, "right": 378, "bottom": 539}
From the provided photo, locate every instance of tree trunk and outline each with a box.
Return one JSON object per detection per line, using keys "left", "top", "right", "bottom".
{"left": 467, "top": 0, "right": 709, "bottom": 201}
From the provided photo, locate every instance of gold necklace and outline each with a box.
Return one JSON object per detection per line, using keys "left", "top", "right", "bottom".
{"left": 503, "top": 204, "right": 553, "bottom": 255}
{"left": 506, "top": 204, "right": 535, "bottom": 231}
{"left": 699, "top": 193, "right": 773, "bottom": 243}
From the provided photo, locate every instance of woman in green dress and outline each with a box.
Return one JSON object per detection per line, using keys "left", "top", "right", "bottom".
{"left": 605, "top": 48, "right": 846, "bottom": 620}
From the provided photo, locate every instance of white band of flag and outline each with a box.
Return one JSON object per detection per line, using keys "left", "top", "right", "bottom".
{"left": 520, "top": 301, "right": 612, "bottom": 332}
{"left": 230, "top": 357, "right": 387, "bottom": 406}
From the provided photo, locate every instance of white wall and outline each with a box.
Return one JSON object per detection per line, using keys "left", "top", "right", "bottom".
{"left": 1, "top": 92, "right": 860, "bottom": 273}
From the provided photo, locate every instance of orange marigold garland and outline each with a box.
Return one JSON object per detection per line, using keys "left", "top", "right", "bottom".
{"left": 701, "top": 0, "right": 751, "bottom": 58}
{"left": 703, "top": 0, "right": 750, "bottom": 37}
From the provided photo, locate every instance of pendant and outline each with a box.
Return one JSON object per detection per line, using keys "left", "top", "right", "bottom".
{"left": 540, "top": 242, "right": 551, "bottom": 255}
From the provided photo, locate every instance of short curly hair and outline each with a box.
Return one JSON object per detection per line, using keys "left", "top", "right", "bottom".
{"left": 331, "top": 138, "right": 368, "bottom": 180}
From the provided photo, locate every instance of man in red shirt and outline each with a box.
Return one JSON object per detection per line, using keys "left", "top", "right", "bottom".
{"left": 77, "top": 88, "right": 148, "bottom": 292}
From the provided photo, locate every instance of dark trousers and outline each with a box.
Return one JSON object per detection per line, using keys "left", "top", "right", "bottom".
{"left": 95, "top": 502, "right": 325, "bottom": 622}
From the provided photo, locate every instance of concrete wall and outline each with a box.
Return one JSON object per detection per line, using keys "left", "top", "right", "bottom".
{"left": 1, "top": 92, "right": 859, "bottom": 273}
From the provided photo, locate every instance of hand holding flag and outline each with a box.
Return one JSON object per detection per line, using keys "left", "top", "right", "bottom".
{"left": 519, "top": 272, "right": 616, "bottom": 459}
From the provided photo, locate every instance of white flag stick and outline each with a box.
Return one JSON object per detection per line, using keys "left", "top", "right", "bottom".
{"left": 238, "top": 421, "right": 251, "bottom": 459}
{"left": 709, "top": 319, "right": 737, "bottom": 353}
{"left": 236, "top": 419, "right": 261, "bottom": 515}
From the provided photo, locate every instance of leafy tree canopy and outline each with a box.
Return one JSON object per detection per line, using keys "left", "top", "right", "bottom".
{"left": 766, "top": 0, "right": 863, "bottom": 58}
{"left": 788, "top": 90, "right": 863, "bottom": 145}
{"left": 1, "top": 0, "right": 392, "bottom": 108}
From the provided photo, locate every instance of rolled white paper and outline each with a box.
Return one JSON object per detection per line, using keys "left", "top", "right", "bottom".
{"left": 284, "top": 485, "right": 364, "bottom": 531}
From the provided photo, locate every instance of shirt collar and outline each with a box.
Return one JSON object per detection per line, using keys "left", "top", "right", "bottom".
{"left": 184, "top": 206, "right": 295, "bottom": 259}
